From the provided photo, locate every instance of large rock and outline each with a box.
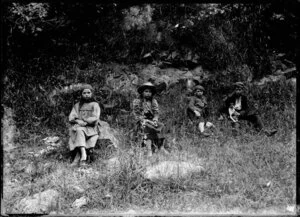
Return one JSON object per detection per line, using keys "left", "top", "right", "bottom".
{"left": 144, "top": 161, "right": 204, "bottom": 180}
{"left": 98, "top": 120, "right": 119, "bottom": 148}
{"left": 15, "top": 189, "right": 59, "bottom": 213}
{"left": 71, "top": 196, "right": 88, "bottom": 209}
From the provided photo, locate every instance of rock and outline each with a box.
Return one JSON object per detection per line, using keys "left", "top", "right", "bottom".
{"left": 15, "top": 189, "right": 59, "bottom": 213}
{"left": 144, "top": 161, "right": 204, "bottom": 180}
{"left": 98, "top": 120, "right": 119, "bottom": 148}
{"left": 71, "top": 196, "right": 88, "bottom": 209}
{"left": 25, "top": 162, "right": 37, "bottom": 175}
{"left": 70, "top": 185, "right": 85, "bottom": 193}
{"left": 42, "top": 136, "right": 60, "bottom": 144}
{"left": 2, "top": 107, "right": 18, "bottom": 154}
{"left": 255, "top": 75, "right": 285, "bottom": 86}
{"left": 286, "top": 205, "right": 295, "bottom": 213}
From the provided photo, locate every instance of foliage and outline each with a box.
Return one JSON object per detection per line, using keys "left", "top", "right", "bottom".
{"left": 4, "top": 2, "right": 298, "bottom": 75}
{"left": 8, "top": 3, "right": 49, "bottom": 34}
{"left": 2, "top": 2, "right": 297, "bottom": 213}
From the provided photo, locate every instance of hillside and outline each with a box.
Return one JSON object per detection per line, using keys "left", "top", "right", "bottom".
{"left": 2, "top": 2, "right": 298, "bottom": 215}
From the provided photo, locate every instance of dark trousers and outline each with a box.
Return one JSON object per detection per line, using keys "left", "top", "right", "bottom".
{"left": 235, "top": 113, "right": 264, "bottom": 131}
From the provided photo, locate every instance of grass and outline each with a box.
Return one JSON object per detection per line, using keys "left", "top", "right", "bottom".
{"left": 3, "top": 119, "right": 296, "bottom": 214}
{"left": 2, "top": 63, "right": 296, "bottom": 214}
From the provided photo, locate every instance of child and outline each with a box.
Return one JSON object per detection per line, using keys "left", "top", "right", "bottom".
{"left": 132, "top": 82, "right": 166, "bottom": 157}
{"left": 219, "top": 82, "right": 277, "bottom": 136}
{"left": 187, "top": 85, "right": 214, "bottom": 136}
{"left": 68, "top": 84, "right": 101, "bottom": 166}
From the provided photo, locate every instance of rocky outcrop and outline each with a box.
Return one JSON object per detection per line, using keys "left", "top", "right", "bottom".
{"left": 14, "top": 189, "right": 59, "bottom": 214}
{"left": 98, "top": 120, "right": 120, "bottom": 148}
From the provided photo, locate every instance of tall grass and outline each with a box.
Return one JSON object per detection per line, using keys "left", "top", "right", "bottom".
{"left": 3, "top": 62, "right": 296, "bottom": 214}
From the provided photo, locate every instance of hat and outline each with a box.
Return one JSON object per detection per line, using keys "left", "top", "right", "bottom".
{"left": 137, "top": 82, "right": 156, "bottom": 95}
{"left": 81, "top": 84, "right": 94, "bottom": 92}
{"left": 193, "top": 85, "right": 205, "bottom": 92}
{"left": 233, "top": 82, "right": 245, "bottom": 89}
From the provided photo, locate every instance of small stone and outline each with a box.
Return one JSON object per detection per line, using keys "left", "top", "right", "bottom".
{"left": 71, "top": 185, "right": 85, "bottom": 193}
{"left": 71, "top": 196, "right": 88, "bottom": 208}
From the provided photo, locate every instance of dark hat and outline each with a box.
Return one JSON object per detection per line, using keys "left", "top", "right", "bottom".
{"left": 193, "top": 85, "right": 205, "bottom": 92}
{"left": 234, "top": 82, "right": 245, "bottom": 89}
{"left": 137, "top": 82, "right": 156, "bottom": 95}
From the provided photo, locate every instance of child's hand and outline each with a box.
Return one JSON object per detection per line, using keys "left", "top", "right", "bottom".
{"left": 76, "top": 120, "right": 87, "bottom": 126}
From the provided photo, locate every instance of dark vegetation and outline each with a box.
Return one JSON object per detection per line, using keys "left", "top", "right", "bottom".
{"left": 2, "top": 1, "right": 298, "bottom": 214}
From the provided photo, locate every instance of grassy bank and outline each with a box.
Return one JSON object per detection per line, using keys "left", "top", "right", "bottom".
{"left": 3, "top": 62, "right": 296, "bottom": 214}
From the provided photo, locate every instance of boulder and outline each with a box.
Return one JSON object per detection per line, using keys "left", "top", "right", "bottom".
{"left": 15, "top": 189, "right": 59, "bottom": 213}
{"left": 98, "top": 120, "right": 119, "bottom": 148}
{"left": 71, "top": 196, "right": 88, "bottom": 209}
{"left": 144, "top": 161, "right": 204, "bottom": 180}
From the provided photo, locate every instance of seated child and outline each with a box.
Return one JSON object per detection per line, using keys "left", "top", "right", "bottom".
{"left": 187, "top": 85, "right": 214, "bottom": 136}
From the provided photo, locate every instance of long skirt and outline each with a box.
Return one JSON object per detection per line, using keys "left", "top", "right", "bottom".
{"left": 69, "top": 124, "right": 99, "bottom": 151}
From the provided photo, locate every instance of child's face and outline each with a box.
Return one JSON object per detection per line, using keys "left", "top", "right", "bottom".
{"left": 235, "top": 87, "right": 243, "bottom": 95}
{"left": 82, "top": 89, "right": 92, "bottom": 99}
{"left": 195, "top": 89, "right": 203, "bottom": 96}
{"left": 143, "top": 89, "right": 152, "bottom": 99}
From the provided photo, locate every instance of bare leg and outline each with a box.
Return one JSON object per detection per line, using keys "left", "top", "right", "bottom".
{"left": 80, "top": 147, "right": 87, "bottom": 161}
{"left": 144, "top": 139, "right": 152, "bottom": 157}
{"left": 198, "top": 122, "right": 205, "bottom": 132}
{"left": 199, "top": 122, "right": 210, "bottom": 136}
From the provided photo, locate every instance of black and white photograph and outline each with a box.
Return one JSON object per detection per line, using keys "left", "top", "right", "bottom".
{"left": 1, "top": 1, "right": 298, "bottom": 215}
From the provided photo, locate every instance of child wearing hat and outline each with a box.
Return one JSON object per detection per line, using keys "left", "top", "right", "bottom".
{"left": 132, "top": 82, "right": 166, "bottom": 157}
{"left": 187, "top": 85, "right": 214, "bottom": 136}
{"left": 68, "top": 84, "right": 101, "bottom": 166}
{"left": 219, "top": 82, "right": 277, "bottom": 136}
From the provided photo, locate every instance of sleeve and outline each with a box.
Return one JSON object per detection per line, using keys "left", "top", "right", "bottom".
{"left": 132, "top": 99, "right": 144, "bottom": 122}
{"left": 69, "top": 103, "right": 79, "bottom": 124}
{"left": 152, "top": 99, "right": 159, "bottom": 120}
{"left": 84, "top": 102, "right": 101, "bottom": 125}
